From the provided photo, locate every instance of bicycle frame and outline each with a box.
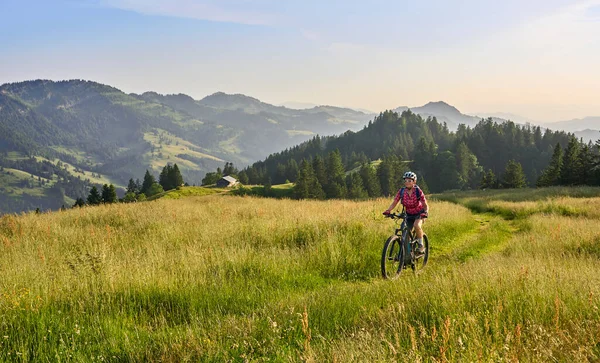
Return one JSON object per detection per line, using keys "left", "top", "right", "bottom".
{"left": 382, "top": 208, "right": 428, "bottom": 276}
{"left": 393, "top": 212, "right": 416, "bottom": 264}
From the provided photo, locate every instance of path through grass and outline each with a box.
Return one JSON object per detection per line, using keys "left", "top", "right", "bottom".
{"left": 1, "top": 190, "right": 599, "bottom": 361}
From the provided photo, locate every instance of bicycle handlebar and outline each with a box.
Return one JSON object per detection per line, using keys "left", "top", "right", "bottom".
{"left": 383, "top": 212, "right": 406, "bottom": 219}
{"left": 383, "top": 211, "right": 428, "bottom": 219}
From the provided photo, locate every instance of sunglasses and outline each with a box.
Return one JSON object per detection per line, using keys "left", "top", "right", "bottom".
{"left": 404, "top": 179, "right": 415, "bottom": 182}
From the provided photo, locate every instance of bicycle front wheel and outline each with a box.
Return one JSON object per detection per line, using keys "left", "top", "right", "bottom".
{"left": 381, "top": 235, "right": 406, "bottom": 279}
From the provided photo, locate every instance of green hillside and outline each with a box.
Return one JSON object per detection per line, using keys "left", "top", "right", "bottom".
{"left": 0, "top": 80, "right": 372, "bottom": 214}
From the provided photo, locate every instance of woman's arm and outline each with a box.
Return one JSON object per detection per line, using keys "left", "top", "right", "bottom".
{"left": 384, "top": 190, "right": 402, "bottom": 213}
{"left": 420, "top": 192, "right": 429, "bottom": 214}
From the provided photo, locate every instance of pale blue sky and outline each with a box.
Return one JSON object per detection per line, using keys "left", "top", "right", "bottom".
{"left": 1, "top": 0, "right": 599, "bottom": 121}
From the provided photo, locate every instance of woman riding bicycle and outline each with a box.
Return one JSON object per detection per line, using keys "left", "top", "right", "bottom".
{"left": 383, "top": 171, "right": 429, "bottom": 254}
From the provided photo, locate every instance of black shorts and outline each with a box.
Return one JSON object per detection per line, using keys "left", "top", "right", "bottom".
{"left": 406, "top": 211, "right": 425, "bottom": 231}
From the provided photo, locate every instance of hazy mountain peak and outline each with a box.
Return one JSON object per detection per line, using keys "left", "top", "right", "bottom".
{"left": 279, "top": 101, "right": 320, "bottom": 110}
{"left": 140, "top": 91, "right": 160, "bottom": 98}
{"left": 545, "top": 116, "right": 600, "bottom": 132}
{"left": 419, "top": 101, "right": 461, "bottom": 115}
{"left": 201, "top": 91, "right": 261, "bottom": 103}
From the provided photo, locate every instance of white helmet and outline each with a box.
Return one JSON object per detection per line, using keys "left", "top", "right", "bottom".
{"left": 403, "top": 171, "right": 417, "bottom": 181}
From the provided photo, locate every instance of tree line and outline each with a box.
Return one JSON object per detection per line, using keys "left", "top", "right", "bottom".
{"left": 226, "top": 110, "right": 599, "bottom": 197}
{"left": 74, "top": 163, "right": 185, "bottom": 207}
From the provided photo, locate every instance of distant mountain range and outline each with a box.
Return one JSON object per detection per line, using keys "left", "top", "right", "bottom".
{"left": 0, "top": 79, "right": 373, "bottom": 177}
{"left": 280, "top": 101, "right": 375, "bottom": 115}
{"left": 1, "top": 78, "right": 598, "bottom": 214}
{"left": 544, "top": 117, "right": 600, "bottom": 133}
{"left": 0, "top": 79, "right": 373, "bottom": 213}
{"left": 395, "top": 101, "right": 482, "bottom": 130}
{"left": 395, "top": 102, "right": 599, "bottom": 142}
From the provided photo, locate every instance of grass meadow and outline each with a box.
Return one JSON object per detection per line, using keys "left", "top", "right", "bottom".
{"left": 1, "top": 188, "right": 599, "bottom": 361}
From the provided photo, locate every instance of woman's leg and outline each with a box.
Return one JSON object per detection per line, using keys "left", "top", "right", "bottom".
{"left": 414, "top": 218, "right": 425, "bottom": 252}
{"left": 414, "top": 218, "right": 424, "bottom": 239}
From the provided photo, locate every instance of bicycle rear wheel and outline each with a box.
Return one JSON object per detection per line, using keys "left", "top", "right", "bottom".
{"left": 411, "top": 234, "right": 429, "bottom": 272}
{"left": 381, "top": 235, "right": 406, "bottom": 279}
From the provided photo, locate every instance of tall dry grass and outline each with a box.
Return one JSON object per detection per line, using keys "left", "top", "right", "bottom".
{"left": 0, "top": 192, "right": 598, "bottom": 361}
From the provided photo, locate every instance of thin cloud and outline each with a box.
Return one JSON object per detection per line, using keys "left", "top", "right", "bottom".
{"left": 519, "top": 0, "right": 600, "bottom": 51}
{"left": 98, "top": 0, "right": 280, "bottom": 25}
{"left": 300, "top": 29, "right": 319, "bottom": 41}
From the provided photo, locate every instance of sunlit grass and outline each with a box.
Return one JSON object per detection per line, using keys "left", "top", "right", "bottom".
{"left": 0, "top": 190, "right": 599, "bottom": 361}
{"left": 435, "top": 186, "right": 600, "bottom": 219}
{"left": 147, "top": 186, "right": 226, "bottom": 201}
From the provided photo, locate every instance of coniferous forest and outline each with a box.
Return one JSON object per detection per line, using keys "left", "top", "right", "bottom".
{"left": 232, "top": 110, "right": 599, "bottom": 198}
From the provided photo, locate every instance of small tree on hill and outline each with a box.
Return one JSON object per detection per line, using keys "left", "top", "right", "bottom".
{"left": 87, "top": 186, "right": 102, "bottom": 205}
{"left": 346, "top": 172, "right": 367, "bottom": 199}
{"left": 294, "top": 159, "right": 324, "bottom": 199}
{"left": 73, "top": 197, "right": 85, "bottom": 208}
{"left": 480, "top": 169, "right": 498, "bottom": 189}
{"left": 537, "top": 143, "right": 563, "bottom": 187}
{"left": 237, "top": 171, "right": 249, "bottom": 185}
{"left": 127, "top": 178, "right": 139, "bottom": 194}
{"left": 502, "top": 160, "right": 527, "bottom": 188}
{"left": 160, "top": 164, "right": 174, "bottom": 191}
{"left": 123, "top": 192, "right": 137, "bottom": 203}
{"left": 101, "top": 184, "right": 118, "bottom": 203}
{"left": 325, "top": 149, "right": 347, "bottom": 198}
{"left": 170, "top": 164, "right": 184, "bottom": 188}
{"left": 359, "top": 163, "right": 381, "bottom": 197}
{"left": 223, "top": 162, "right": 238, "bottom": 176}
{"left": 560, "top": 137, "right": 581, "bottom": 185}
{"left": 141, "top": 170, "right": 156, "bottom": 196}
{"left": 146, "top": 183, "right": 164, "bottom": 197}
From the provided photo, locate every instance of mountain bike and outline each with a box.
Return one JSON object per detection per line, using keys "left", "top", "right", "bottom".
{"left": 381, "top": 210, "right": 429, "bottom": 279}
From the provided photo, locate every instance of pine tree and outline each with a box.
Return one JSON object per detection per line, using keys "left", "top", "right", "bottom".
{"left": 414, "top": 137, "right": 435, "bottom": 173}
{"left": 560, "top": 137, "right": 581, "bottom": 185}
{"left": 325, "top": 149, "right": 347, "bottom": 198}
{"left": 101, "top": 184, "right": 117, "bottom": 203}
{"left": 141, "top": 170, "right": 155, "bottom": 196}
{"left": 578, "top": 144, "right": 595, "bottom": 185}
{"left": 377, "top": 155, "right": 404, "bottom": 196}
{"left": 376, "top": 156, "right": 396, "bottom": 196}
{"left": 171, "top": 164, "right": 184, "bottom": 188}
{"left": 237, "top": 171, "right": 249, "bottom": 184}
{"left": 109, "top": 184, "right": 117, "bottom": 203}
{"left": 87, "top": 186, "right": 102, "bottom": 205}
{"left": 159, "top": 164, "right": 173, "bottom": 191}
{"left": 455, "top": 142, "right": 483, "bottom": 189}
{"left": 346, "top": 172, "right": 368, "bottom": 199}
{"left": 275, "top": 163, "right": 287, "bottom": 184}
{"left": 417, "top": 175, "right": 430, "bottom": 194}
{"left": 312, "top": 155, "right": 327, "bottom": 189}
{"left": 359, "top": 163, "right": 381, "bottom": 197}
{"left": 222, "top": 162, "right": 238, "bottom": 176}
{"left": 434, "top": 151, "right": 461, "bottom": 191}
{"left": 537, "top": 142, "right": 563, "bottom": 187}
{"left": 309, "top": 175, "right": 325, "bottom": 199}
{"left": 126, "top": 178, "right": 138, "bottom": 194}
{"left": 294, "top": 159, "right": 313, "bottom": 199}
{"left": 502, "top": 160, "right": 527, "bottom": 188}
{"left": 480, "top": 169, "right": 497, "bottom": 189}
{"left": 286, "top": 159, "right": 299, "bottom": 182}
{"left": 73, "top": 197, "right": 85, "bottom": 208}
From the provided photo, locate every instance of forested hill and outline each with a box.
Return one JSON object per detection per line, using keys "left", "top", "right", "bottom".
{"left": 0, "top": 79, "right": 372, "bottom": 214}
{"left": 241, "top": 110, "right": 598, "bottom": 193}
